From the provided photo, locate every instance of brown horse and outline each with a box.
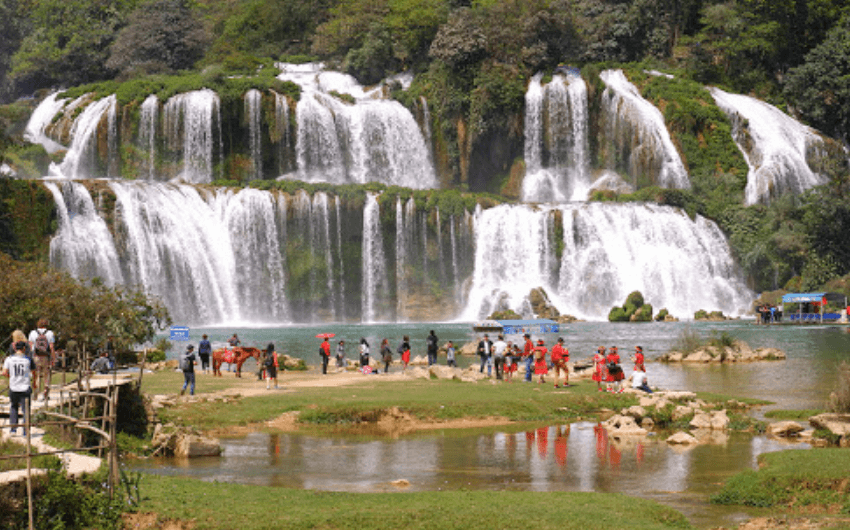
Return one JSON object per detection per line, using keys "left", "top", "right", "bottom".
{"left": 212, "top": 347, "right": 261, "bottom": 377}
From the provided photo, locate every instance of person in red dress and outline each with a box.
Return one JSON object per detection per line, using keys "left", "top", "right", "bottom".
{"left": 533, "top": 339, "right": 548, "bottom": 384}
{"left": 592, "top": 346, "right": 606, "bottom": 391}
{"left": 605, "top": 346, "right": 625, "bottom": 392}
{"left": 632, "top": 345, "right": 646, "bottom": 372}
{"left": 550, "top": 337, "right": 569, "bottom": 388}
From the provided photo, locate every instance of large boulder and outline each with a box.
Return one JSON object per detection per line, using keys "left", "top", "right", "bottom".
{"left": 809, "top": 413, "right": 850, "bottom": 446}
{"left": 602, "top": 414, "right": 647, "bottom": 436}
{"left": 174, "top": 434, "right": 222, "bottom": 458}
{"left": 666, "top": 431, "right": 699, "bottom": 445}
{"left": 428, "top": 365, "right": 461, "bottom": 380}
{"left": 767, "top": 421, "right": 805, "bottom": 437}
{"left": 529, "top": 287, "right": 560, "bottom": 319}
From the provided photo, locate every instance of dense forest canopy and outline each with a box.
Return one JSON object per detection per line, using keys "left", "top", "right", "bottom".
{"left": 1, "top": 0, "right": 850, "bottom": 298}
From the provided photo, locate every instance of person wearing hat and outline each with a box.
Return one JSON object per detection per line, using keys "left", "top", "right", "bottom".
{"left": 198, "top": 334, "right": 212, "bottom": 374}
{"left": 550, "top": 337, "right": 569, "bottom": 388}
{"left": 533, "top": 339, "right": 549, "bottom": 384}
{"left": 180, "top": 344, "right": 197, "bottom": 396}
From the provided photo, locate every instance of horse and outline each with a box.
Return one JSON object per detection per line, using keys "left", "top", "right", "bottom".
{"left": 212, "top": 347, "right": 261, "bottom": 377}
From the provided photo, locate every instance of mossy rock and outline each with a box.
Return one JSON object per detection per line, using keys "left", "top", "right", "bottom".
{"left": 608, "top": 306, "right": 629, "bottom": 322}
{"left": 655, "top": 308, "right": 669, "bottom": 321}
{"left": 489, "top": 309, "right": 521, "bottom": 320}
{"left": 625, "top": 291, "right": 645, "bottom": 307}
{"left": 631, "top": 304, "right": 654, "bottom": 322}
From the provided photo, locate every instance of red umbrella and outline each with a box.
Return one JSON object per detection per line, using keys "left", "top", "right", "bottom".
{"left": 315, "top": 333, "right": 336, "bottom": 339}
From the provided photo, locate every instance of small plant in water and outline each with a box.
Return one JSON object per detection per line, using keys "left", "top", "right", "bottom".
{"left": 828, "top": 361, "right": 850, "bottom": 413}
{"left": 709, "top": 330, "right": 736, "bottom": 349}
{"left": 671, "top": 326, "right": 702, "bottom": 354}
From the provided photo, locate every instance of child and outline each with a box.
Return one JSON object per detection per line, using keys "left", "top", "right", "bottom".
{"left": 446, "top": 340, "right": 456, "bottom": 367}
{"left": 534, "top": 339, "right": 548, "bottom": 384}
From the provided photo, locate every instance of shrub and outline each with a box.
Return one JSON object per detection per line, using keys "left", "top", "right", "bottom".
{"left": 146, "top": 349, "right": 166, "bottom": 363}
{"left": 694, "top": 309, "right": 708, "bottom": 320}
{"left": 709, "top": 331, "right": 736, "bottom": 349}
{"left": 672, "top": 326, "right": 702, "bottom": 355}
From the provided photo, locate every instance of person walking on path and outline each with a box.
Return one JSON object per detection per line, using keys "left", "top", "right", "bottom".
{"left": 319, "top": 337, "right": 331, "bottom": 374}
{"left": 180, "top": 345, "right": 197, "bottom": 396}
{"left": 592, "top": 346, "right": 606, "bottom": 391}
{"left": 263, "top": 343, "right": 279, "bottom": 389}
{"left": 399, "top": 336, "right": 411, "bottom": 373}
{"left": 380, "top": 339, "right": 393, "bottom": 373}
{"left": 198, "top": 334, "right": 212, "bottom": 374}
{"left": 445, "top": 340, "right": 457, "bottom": 367}
{"left": 28, "top": 318, "right": 55, "bottom": 401}
{"left": 523, "top": 334, "right": 535, "bottom": 382}
{"left": 426, "top": 330, "right": 439, "bottom": 366}
{"left": 478, "top": 334, "right": 493, "bottom": 376}
{"left": 551, "top": 337, "right": 569, "bottom": 388}
{"left": 492, "top": 335, "right": 507, "bottom": 380}
{"left": 534, "top": 339, "right": 549, "bottom": 384}
{"left": 3, "top": 341, "right": 35, "bottom": 436}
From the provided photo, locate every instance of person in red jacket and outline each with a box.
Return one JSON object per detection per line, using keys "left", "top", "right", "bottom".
{"left": 605, "top": 346, "right": 625, "bottom": 393}
{"left": 550, "top": 337, "right": 569, "bottom": 388}
{"left": 632, "top": 345, "right": 646, "bottom": 372}
{"left": 523, "top": 333, "right": 535, "bottom": 382}
{"left": 533, "top": 339, "right": 548, "bottom": 384}
{"left": 319, "top": 337, "right": 331, "bottom": 375}
{"left": 592, "top": 346, "right": 606, "bottom": 391}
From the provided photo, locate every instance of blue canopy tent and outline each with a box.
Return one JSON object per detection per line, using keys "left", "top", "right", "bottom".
{"left": 781, "top": 292, "right": 847, "bottom": 323}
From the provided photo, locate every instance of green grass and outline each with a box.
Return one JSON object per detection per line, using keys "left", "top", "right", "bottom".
{"left": 711, "top": 448, "right": 850, "bottom": 510}
{"left": 137, "top": 474, "right": 694, "bottom": 530}
{"left": 0, "top": 439, "right": 62, "bottom": 472}
{"left": 764, "top": 409, "right": 823, "bottom": 421}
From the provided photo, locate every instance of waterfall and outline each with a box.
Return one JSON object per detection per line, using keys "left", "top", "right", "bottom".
{"left": 282, "top": 62, "right": 437, "bottom": 188}
{"left": 138, "top": 95, "right": 159, "bottom": 180}
{"left": 24, "top": 92, "right": 67, "bottom": 154}
{"left": 462, "top": 202, "right": 751, "bottom": 321}
{"left": 45, "top": 180, "right": 123, "bottom": 286}
{"left": 273, "top": 91, "right": 292, "bottom": 176}
{"left": 523, "top": 72, "right": 592, "bottom": 202}
{"left": 599, "top": 70, "right": 690, "bottom": 190}
{"left": 709, "top": 87, "right": 829, "bottom": 205}
{"left": 244, "top": 89, "right": 263, "bottom": 180}
{"left": 334, "top": 196, "right": 345, "bottom": 317}
{"left": 52, "top": 95, "right": 117, "bottom": 178}
{"left": 362, "top": 192, "right": 389, "bottom": 322}
{"left": 163, "top": 89, "right": 221, "bottom": 183}
{"left": 313, "top": 192, "right": 336, "bottom": 320}
{"left": 395, "top": 197, "right": 408, "bottom": 317}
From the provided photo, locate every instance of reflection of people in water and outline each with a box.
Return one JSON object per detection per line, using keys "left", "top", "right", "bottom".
{"left": 594, "top": 423, "right": 607, "bottom": 462}
{"left": 554, "top": 425, "right": 569, "bottom": 469}
{"left": 536, "top": 426, "right": 548, "bottom": 458}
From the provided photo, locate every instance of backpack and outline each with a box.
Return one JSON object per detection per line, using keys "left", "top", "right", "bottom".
{"left": 179, "top": 352, "right": 193, "bottom": 371}
{"left": 397, "top": 342, "right": 405, "bottom": 355}
{"left": 34, "top": 329, "right": 50, "bottom": 355}
{"left": 264, "top": 352, "right": 275, "bottom": 367}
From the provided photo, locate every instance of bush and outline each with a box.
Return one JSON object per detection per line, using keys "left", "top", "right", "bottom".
{"left": 709, "top": 331, "right": 736, "bottom": 349}
{"left": 146, "top": 349, "right": 166, "bottom": 363}
{"left": 672, "top": 326, "right": 702, "bottom": 355}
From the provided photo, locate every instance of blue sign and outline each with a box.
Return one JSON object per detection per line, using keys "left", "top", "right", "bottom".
{"left": 170, "top": 326, "right": 190, "bottom": 341}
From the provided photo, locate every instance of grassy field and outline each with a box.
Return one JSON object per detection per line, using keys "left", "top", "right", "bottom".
{"left": 711, "top": 448, "right": 850, "bottom": 510}
{"left": 141, "top": 370, "right": 767, "bottom": 433}
{"left": 136, "top": 473, "right": 694, "bottom": 530}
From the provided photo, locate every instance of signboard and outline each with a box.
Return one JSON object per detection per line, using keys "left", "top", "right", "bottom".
{"left": 170, "top": 326, "right": 190, "bottom": 341}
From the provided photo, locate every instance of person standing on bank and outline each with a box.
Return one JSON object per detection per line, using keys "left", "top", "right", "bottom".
{"left": 180, "top": 345, "right": 197, "bottom": 396}
{"left": 198, "top": 334, "right": 212, "bottom": 374}
{"left": 319, "top": 337, "right": 331, "bottom": 375}
{"left": 551, "top": 337, "right": 569, "bottom": 388}
{"left": 523, "top": 333, "right": 535, "bottom": 382}
{"left": 381, "top": 339, "right": 393, "bottom": 373}
{"left": 263, "top": 343, "right": 279, "bottom": 389}
{"left": 28, "top": 318, "right": 55, "bottom": 401}
{"left": 426, "top": 330, "right": 439, "bottom": 366}
{"left": 492, "top": 334, "right": 508, "bottom": 380}
{"left": 3, "top": 341, "right": 35, "bottom": 436}
{"left": 478, "top": 334, "right": 493, "bottom": 376}
{"left": 359, "top": 338, "right": 370, "bottom": 368}
{"left": 399, "top": 336, "right": 411, "bottom": 373}
{"left": 336, "top": 340, "right": 346, "bottom": 368}
{"left": 446, "top": 340, "right": 457, "bottom": 367}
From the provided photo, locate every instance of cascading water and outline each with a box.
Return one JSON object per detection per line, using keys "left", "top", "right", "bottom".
{"left": 24, "top": 92, "right": 67, "bottom": 154}
{"left": 523, "top": 72, "right": 592, "bottom": 202}
{"left": 52, "top": 95, "right": 117, "bottom": 178}
{"left": 273, "top": 91, "right": 292, "bottom": 176}
{"left": 709, "top": 87, "right": 829, "bottom": 205}
{"left": 244, "top": 89, "right": 263, "bottom": 180}
{"left": 45, "top": 180, "right": 123, "bottom": 286}
{"left": 362, "top": 192, "right": 389, "bottom": 322}
{"left": 462, "top": 202, "right": 752, "bottom": 321}
{"left": 282, "top": 62, "right": 437, "bottom": 188}
{"left": 599, "top": 70, "right": 690, "bottom": 190}
{"left": 138, "top": 95, "right": 159, "bottom": 180}
{"left": 162, "top": 89, "right": 221, "bottom": 183}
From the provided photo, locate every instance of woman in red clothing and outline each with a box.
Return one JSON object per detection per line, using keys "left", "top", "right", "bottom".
{"left": 550, "top": 337, "right": 568, "bottom": 388}
{"left": 605, "top": 346, "right": 625, "bottom": 393}
{"left": 592, "top": 346, "right": 606, "bottom": 391}
{"left": 632, "top": 345, "right": 646, "bottom": 372}
{"left": 533, "top": 339, "right": 548, "bottom": 384}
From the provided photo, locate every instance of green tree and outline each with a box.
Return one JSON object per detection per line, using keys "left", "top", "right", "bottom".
{"left": 784, "top": 15, "right": 850, "bottom": 143}
{"left": 0, "top": 0, "right": 29, "bottom": 102}
{"left": 107, "top": 0, "right": 208, "bottom": 76}
{"left": 429, "top": 7, "right": 487, "bottom": 71}
{"left": 9, "top": 0, "right": 136, "bottom": 97}
{"left": 0, "top": 252, "right": 171, "bottom": 351}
